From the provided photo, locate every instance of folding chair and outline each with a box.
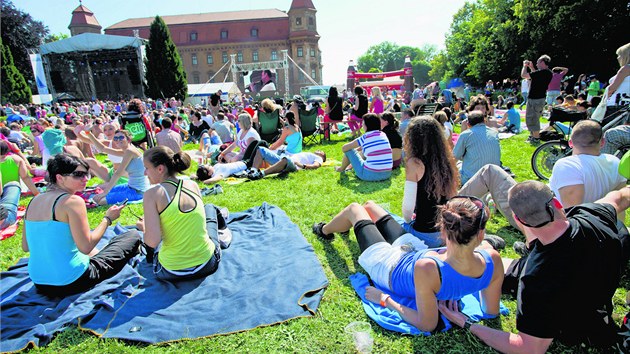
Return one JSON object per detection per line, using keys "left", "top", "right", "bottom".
{"left": 257, "top": 109, "right": 281, "bottom": 144}
{"left": 300, "top": 107, "right": 321, "bottom": 145}
{"left": 414, "top": 103, "right": 438, "bottom": 116}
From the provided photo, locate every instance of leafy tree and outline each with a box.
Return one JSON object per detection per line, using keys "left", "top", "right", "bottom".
{"left": 144, "top": 16, "right": 187, "bottom": 100}
{"left": 0, "top": 0, "right": 49, "bottom": 85}
{"left": 357, "top": 42, "right": 437, "bottom": 85}
{"left": 1, "top": 39, "right": 32, "bottom": 104}
{"left": 45, "top": 32, "right": 70, "bottom": 43}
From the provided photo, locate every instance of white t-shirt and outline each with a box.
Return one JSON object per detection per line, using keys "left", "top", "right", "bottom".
{"left": 607, "top": 71, "right": 630, "bottom": 106}
{"left": 92, "top": 103, "right": 102, "bottom": 116}
{"left": 201, "top": 114, "right": 213, "bottom": 127}
{"left": 290, "top": 152, "right": 323, "bottom": 167}
{"left": 549, "top": 153, "right": 626, "bottom": 205}
{"left": 213, "top": 161, "right": 246, "bottom": 178}
{"left": 521, "top": 79, "right": 530, "bottom": 93}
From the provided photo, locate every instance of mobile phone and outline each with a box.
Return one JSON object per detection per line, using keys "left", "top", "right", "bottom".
{"left": 116, "top": 198, "right": 129, "bottom": 206}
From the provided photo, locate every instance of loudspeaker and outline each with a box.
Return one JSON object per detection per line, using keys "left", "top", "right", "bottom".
{"left": 50, "top": 71, "right": 65, "bottom": 91}
{"left": 127, "top": 65, "right": 141, "bottom": 85}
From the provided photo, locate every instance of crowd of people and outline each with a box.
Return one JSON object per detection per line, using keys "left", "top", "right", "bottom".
{"left": 1, "top": 41, "right": 629, "bottom": 353}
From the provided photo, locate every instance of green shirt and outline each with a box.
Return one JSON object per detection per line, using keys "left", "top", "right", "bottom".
{"left": 587, "top": 81, "right": 600, "bottom": 96}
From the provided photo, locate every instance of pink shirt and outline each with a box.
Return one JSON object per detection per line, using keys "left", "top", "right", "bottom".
{"left": 547, "top": 72, "right": 566, "bottom": 91}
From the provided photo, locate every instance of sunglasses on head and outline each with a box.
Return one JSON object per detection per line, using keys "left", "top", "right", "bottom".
{"left": 514, "top": 195, "right": 555, "bottom": 228}
{"left": 63, "top": 170, "right": 90, "bottom": 179}
{"left": 112, "top": 135, "right": 126, "bottom": 141}
{"left": 449, "top": 195, "right": 486, "bottom": 230}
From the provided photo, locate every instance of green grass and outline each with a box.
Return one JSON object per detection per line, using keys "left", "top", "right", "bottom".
{"left": 1, "top": 131, "right": 627, "bottom": 353}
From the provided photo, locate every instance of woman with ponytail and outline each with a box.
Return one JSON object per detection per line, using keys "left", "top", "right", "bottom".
{"left": 137, "top": 146, "right": 221, "bottom": 281}
{"left": 312, "top": 197, "right": 504, "bottom": 332}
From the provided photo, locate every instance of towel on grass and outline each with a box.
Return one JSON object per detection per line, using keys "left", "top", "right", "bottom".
{"left": 0, "top": 207, "right": 25, "bottom": 241}
{"left": 349, "top": 273, "right": 509, "bottom": 335}
{"left": 0, "top": 204, "right": 328, "bottom": 351}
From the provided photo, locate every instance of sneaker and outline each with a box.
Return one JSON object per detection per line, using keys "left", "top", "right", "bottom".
{"left": 312, "top": 222, "right": 334, "bottom": 240}
{"left": 483, "top": 234, "right": 506, "bottom": 250}
{"left": 247, "top": 168, "right": 265, "bottom": 180}
{"left": 202, "top": 184, "right": 223, "bottom": 196}
{"left": 513, "top": 241, "right": 530, "bottom": 258}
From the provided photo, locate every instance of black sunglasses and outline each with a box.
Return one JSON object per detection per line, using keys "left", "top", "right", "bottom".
{"left": 63, "top": 170, "right": 90, "bottom": 179}
{"left": 514, "top": 196, "right": 555, "bottom": 228}
{"left": 449, "top": 195, "right": 487, "bottom": 230}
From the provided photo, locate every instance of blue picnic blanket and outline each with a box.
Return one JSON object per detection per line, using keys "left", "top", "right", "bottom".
{"left": 0, "top": 203, "right": 328, "bottom": 351}
{"left": 349, "top": 272, "right": 509, "bottom": 335}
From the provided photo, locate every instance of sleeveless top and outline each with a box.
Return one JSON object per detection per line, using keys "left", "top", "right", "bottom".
{"left": 0, "top": 157, "right": 19, "bottom": 185}
{"left": 413, "top": 169, "right": 447, "bottom": 233}
{"left": 390, "top": 248, "right": 494, "bottom": 300}
{"left": 328, "top": 96, "right": 343, "bottom": 121}
{"left": 157, "top": 180, "right": 215, "bottom": 270}
{"left": 355, "top": 94, "right": 368, "bottom": 118}
{"left": 285, "top": 130, "right": 303, "bottom": 154}
{"left": 372, "top": 97, "right": 384, "bottom": 114}
{"left": 607, "top": 69, "right": 630, "bottom": 106}
{"left": 126, "top": 155, "right": 149, "bottom": 192}
{"left": 26, "top": 194, "right": 90, "bottom": 285}
{"left": 108, "top": 140, "right": 123, "bottom": 164}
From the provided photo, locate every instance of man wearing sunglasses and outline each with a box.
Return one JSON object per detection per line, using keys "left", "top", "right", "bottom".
{"left": 440, "top": 181, "right": 630, "bottom": 352}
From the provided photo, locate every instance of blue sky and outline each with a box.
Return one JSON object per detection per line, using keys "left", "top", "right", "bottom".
{"left": 15, "top": 0, "right": 467, "bottom": 85}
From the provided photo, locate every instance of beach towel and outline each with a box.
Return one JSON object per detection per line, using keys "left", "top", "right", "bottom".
{"left": 0, "top": 207, "right": 25, "bottom": 241}
{"left": 349, "top": 273, "right": 509, "bottom": 335}
{"left": 0, "top": 203, "right": 328, "bottom": 350}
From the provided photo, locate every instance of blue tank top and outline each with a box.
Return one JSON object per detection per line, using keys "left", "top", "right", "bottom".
{"left": 390, "top": 248, "right": 494, "bottom": 300}
{"left": 285, "top": 130, "right": 303, "bottom": 154}
{"left": 126, "top": 155, "right": 149, "bottom": 192}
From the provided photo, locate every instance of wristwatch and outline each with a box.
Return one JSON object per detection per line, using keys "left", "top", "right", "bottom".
{"left": 463, "top": 318, "right": 475, "bottom": 330}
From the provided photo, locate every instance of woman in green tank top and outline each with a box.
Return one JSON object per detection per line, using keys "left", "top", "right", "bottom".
{"left": 137, "top": 146, "right": 220, "bottom": 281}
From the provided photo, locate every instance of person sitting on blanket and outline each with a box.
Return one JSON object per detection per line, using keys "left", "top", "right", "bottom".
{"left": 335, "top": 113, "right": 393, "bottom": 182}
{"left": 246, "top": 150, "right": 326, "bottom": 180}
{"left": 0, "top": 141, "right": 39, "bottom": 196}
{"left": 219, "top": 113, "right": 260, "bottom": 163}
{"left": 79, "top": 129, "right": 149, "bottom": 205}
{"left": 136, "top": 146, "right": 221, "bottom": 281}
{"left": 0, "top": 169, "right": 22, "bottom": 230}
{"left": 312, "top": 197, "right": 504, "bottom": 332}
{"left": 22, "top": 153, "right": 141, "bottom": 296}
{"left": 497, "top": 101, "right": 522, "bottom": 134}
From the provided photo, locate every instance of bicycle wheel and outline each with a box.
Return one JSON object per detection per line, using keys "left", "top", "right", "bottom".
{"left": 531, "top": 140, "right": 572, "bottom": 181}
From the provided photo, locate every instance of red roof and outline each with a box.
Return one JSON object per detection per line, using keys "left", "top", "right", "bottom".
{"left": 290, "top": 0, "right": 316, "bottom": 10}
{"left": 69, "top": 4, "right": 101, "bottom": 27}
{"left": 106, "top": 9, "right": 288, "bottom": 30}
{"left": 72, "top": 4, "right": 93, "bottom": 14}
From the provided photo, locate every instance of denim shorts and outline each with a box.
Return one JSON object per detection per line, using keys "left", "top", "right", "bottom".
{"left": 258, "top": 147, "right": 285, "bottom": 165}
{"left": 344, "top": 149, "right": 391, "bottom": 181}
{"left": 389, "top": 213, "right": 444, "bottom": 248}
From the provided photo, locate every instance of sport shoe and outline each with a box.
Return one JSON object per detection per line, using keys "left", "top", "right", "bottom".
{"left": 513, "top": 241, "right": 530, "bottom": 258}
{"left": 527, "top": 137, "right": 541, "bottom": 145}
{"left": 247, "top": 168, "right": 265, "bottom": 180}
{"left": 202, "top": 184, "right": 223, "bottom": 196}
{"left": 312, "top": 222, "right": 334, "bottom": 240}
{"left": 483, "top": 234, "right": 506, "bottom": 250}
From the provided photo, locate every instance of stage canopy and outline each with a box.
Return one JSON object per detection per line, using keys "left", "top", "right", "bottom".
{"left": 39, "top": 33, "right": 144, "bottom": 55}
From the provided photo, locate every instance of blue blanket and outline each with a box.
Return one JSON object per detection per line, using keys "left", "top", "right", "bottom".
{"left": 349, "top": 273, "right": 509, "bottom": 335}
{"left": 0, "top": 203, "right": 328, "bottom": 351}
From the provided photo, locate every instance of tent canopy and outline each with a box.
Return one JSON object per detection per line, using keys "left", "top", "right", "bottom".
{"left": 187, "top": 82, "right": 241, "bottom": 97}
{"left": 39, "top": 33, "right": 144, "bottom": 55}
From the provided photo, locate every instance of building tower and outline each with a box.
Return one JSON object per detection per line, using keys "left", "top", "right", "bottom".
{"left": 287, "top": 0, "right": 321, "bottom": 93}
{"left": 68, "top": 1, "right": 102, "bottom": 36}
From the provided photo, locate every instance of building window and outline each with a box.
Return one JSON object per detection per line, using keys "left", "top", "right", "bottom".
{"left": 190, "top": 32, "right": 198, "bottom": 41}
{"left": 252, "top": 50, "right": 259, "bottom": 62}
{"left": 310, "top": 48, "right": 315, "bottom": 57}
{"left": 220, "top": 30, "right": 228, "bottom": 39}
{"left": 207, "top": 54, "right": 213, "bottom": 65}
{"left": 251, "top": 28, "right": 258, "bottom": 38}
{"left": 296, "top": 17, "right": 302, "bottom": 26}
{"left": 192, "top": 73, "right": 200, "bottom": 84}
{"left": 271, "top": 50, "right": 278, "bottom": 61}
{"left": 237, "top": 51, "right": 243, "bottom": 63}
{"left": 191, "top": 53, "right": 198, "bottom": 66}
{"left": 311, "top": 69, "right": 316, "bottom": 80}
{"left": 309, "top": 17, "right": 314, "bottom": 26}
{"left": 297, "top": 47, "right": 303, "bottom": 57}
{"left": 222, "top": 51, "right": 228, "bottom": 63}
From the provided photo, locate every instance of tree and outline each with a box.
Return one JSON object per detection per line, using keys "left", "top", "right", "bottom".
{"left": 1, "top": 38, "right": 32, "bottom": 104}
{"left": 144, "top": 16, "right": 187, "bottom": 100}
{"left": 44, "top": 32, "right": 69, "bottom": 43}
{"left": 0, "top": 0, "right": 49, "bottom": 86}
{"left": 357, "top": 42, "right": 437, "bottom": 86}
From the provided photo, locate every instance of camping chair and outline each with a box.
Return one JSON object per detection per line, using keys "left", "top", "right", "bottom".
{"left": 414, "top": 103, "right": 438, "bottom": 116}
{"left": 257, "top": 109, "right": 281, "bottom": 144}
{"left": 120, "top": 112, "right": 155, "bottom": 148}
{"left": 300, "top": 107, "right": 321, "bottom": 145}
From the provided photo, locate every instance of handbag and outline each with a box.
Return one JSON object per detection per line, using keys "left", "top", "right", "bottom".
{"left": 590, "top": 87, "right": 608, "bottom": 122}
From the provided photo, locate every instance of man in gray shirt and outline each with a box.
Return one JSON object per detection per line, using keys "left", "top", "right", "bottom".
{"left": 211, "top": 112, "right": 234, "bottom": 144}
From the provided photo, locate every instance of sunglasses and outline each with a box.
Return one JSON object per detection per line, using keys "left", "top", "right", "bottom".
{"left": 63, "top": 170, "right": 90, "bottom": 179}
{"left": 514, "top": 196, "right": 555, "bottom": 228}
{"left": 31, "top": 129, "right": 40, "bottom": 133}
{"left": 112, "top": 135, "right": 126, "bottom": 141}
{"left": 449, "top": 195, "right": 486, "bottom": 230}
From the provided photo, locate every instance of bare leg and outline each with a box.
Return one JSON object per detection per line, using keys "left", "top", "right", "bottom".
{"left": 85, "top": 157, "right": 111, "bottom": 182}
{"left": 263, "top": 158, "right": 287, "bottom": 175}
{"left": 252, "top": 149, "right": 263, "bottom": 168}
{"left": 335, "top": 153, "right": 350, "bottom": 172}
{"left": 322, "top": 202, "right": 371, "bottom": 235}
{"left": 363, "top": 200, "right": 388, "bottom": 222}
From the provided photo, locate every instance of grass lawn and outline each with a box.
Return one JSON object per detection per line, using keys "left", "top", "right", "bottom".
{"left": 1, "top": 130, "right": 628, "bottom": 353}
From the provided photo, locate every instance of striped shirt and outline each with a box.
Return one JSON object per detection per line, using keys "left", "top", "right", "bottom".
{"left": 453, "top": 123, "right": 501, "bottom": 184}
{"left": 357, "top": 131, "right": 393, "bottom": 172}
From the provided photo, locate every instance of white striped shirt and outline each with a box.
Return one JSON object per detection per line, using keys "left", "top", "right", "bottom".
{"left": 357, "top": 131, "right": 393, "bottom": 172}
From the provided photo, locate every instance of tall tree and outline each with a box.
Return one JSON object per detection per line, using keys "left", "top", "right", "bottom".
{"left": 0, "top": 0, "right": 49, "bottom": 86}
{"left": 144, "top": 16, "right": 187, "bottom": 100}
{"left": 1, "top": 39, "right": 32, "bottom": 104}
{"left": 357, "top": 42, "right": 436, "bottom": 85}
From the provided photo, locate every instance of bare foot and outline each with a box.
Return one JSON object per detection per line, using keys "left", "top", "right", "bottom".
{"left": 335, "top": 166, "right": 345, "bottom": 173}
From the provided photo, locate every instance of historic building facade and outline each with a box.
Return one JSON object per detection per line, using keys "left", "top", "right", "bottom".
{"left": 104, "top": 0, "right": 322, "bottom": 94}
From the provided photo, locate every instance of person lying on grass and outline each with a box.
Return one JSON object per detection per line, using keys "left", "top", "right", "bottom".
{"left": 246, "top": 149, "right": 326, "bottom": 180}
{"left": 312, "top": 197, "right": 504, "bottom": 332}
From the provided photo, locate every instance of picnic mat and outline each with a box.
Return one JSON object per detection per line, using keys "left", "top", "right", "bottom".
{"left": 349, "top": 273, "right": 509, "bottom": 335}
{"left": 0, "top": 203, "right": 329, "bottom": 351}
{"left": 0, "top": 207, "right": 25, "bottom": 241}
